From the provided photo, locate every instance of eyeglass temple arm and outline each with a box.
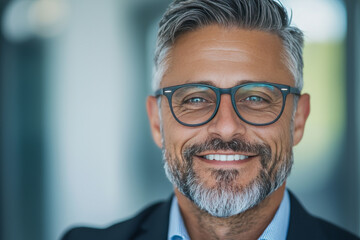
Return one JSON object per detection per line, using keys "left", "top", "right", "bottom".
{"left": 154, "top": 89, "right": 163, "bottom": 97}
{"left": 289, "top": 87, "right": 301, "bottom": 95}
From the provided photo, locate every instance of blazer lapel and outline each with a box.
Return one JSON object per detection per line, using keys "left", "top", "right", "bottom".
{"left": 286, "top": 191, "right": 326, "bottom": 240}
{"left": 134, "top": 196, "right": 172, "bottom": 240}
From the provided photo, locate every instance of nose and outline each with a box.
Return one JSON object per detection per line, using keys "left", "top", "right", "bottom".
{"left": 207, "top": 94, "right": 247, "bottom": 140}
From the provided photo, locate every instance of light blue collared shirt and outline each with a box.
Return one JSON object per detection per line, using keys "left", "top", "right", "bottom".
{"left": 168, "top": 190, "right": 290, "bottom": 240}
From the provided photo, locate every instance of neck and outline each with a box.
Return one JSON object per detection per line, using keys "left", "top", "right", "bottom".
{"left": 175, "top": 184, "right": 286, "bottom": 240}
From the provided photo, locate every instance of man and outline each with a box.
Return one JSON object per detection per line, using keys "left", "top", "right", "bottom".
{"left": 62, "top": 0, "right": 359, "bottom": 239}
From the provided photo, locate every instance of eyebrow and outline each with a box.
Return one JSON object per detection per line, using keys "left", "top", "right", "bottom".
{"left": 186, "top": 79, "right": 272, "bottom": 87}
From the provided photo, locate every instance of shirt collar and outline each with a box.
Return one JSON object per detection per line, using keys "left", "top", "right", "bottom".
{"left": 168, "top": 189, "right": 290, "bottom": 240}
{"left": 168, "top": 196, "right": 190, "bottom": 240}
{"left": 258, "top": 189, "right": 290, "bottom": 240}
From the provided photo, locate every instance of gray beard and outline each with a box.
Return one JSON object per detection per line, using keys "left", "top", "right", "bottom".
{"left": 162, "top": 138, "right": 293, "bottom": 218}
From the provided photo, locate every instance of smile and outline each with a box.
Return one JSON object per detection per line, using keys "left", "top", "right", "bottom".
{"left": 202, "top": 154, "right": 250, "bottom": 161}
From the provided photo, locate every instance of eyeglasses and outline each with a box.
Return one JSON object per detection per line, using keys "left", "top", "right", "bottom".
{"left": 155, "top": 82, "right": 301, "bottom": 127}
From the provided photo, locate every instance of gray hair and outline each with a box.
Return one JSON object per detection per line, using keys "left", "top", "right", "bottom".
{"left": 153, "top": 0, "right": 304, "bottom": 92}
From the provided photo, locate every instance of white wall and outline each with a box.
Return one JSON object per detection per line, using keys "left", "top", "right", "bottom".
{"left": 44, "top": 1, "right": 144, "bottom": 239}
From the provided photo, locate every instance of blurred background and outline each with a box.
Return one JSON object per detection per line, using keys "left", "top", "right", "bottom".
{"left": 0, "top": 0, "right": 359, "bottom": 239}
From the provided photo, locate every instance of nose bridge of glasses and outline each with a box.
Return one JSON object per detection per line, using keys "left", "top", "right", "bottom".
{"left": 218, "top": 87, "right": 232, "bottom": 95}
{"left": 217, "top": 87, "right": 237, "bottom": 114}
{"left": 215, "top": 92, "right": 239, "bottom": 121}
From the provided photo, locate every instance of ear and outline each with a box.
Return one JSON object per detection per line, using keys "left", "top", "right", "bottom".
{"left": 146, "top": 96, "right": 162, "bottom": 148}
{"left": 293, "top": 94, "right": 310, "bottom": 146}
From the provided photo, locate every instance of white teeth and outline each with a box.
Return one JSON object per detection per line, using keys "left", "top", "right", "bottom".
{"left": 203, "top": 154, "right": 250, "bottom": 161}
{"left": 227, "top": 155, "right": 235, "bottom": 161}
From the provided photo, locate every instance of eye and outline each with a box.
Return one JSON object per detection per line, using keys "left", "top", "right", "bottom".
{"left": 184, "top": 97, "right": 207, "bottom": 104}
{"left": 243, "top": 96, "right": 265, "bottom": 102}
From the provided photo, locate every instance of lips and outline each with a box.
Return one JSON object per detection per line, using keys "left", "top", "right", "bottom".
{"left": 183, "top": 138, "right": 266, "bottom": 165}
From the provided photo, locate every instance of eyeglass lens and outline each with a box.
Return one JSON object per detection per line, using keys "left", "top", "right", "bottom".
{"left": 171, "top": 84, "right": 284, "bottom": 125}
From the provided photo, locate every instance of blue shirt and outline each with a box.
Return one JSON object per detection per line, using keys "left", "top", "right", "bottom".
{"left": 168, "top": 190, "right": 290, "bottom": 240}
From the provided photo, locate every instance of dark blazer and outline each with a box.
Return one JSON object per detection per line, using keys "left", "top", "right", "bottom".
{"left": 61, "top": 192, "right": 359, "bottom": 240}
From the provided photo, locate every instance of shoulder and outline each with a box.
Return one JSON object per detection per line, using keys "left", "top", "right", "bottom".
{"left": 287, "top": 191, "right": 359, "bottom": 240}
{"left": 61, "top": 199, "right": 171, "bottom": 240}
{"left": 314, "top": 216, "right": 359, "bottom": 240}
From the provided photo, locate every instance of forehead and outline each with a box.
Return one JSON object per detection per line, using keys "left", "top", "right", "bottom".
{"left": 162, "top": 25, "right": 293, "bottom": 88}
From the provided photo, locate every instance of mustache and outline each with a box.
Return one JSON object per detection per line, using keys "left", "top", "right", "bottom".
{"left": 183, "top": 138, "right": 272, "bottom": 166}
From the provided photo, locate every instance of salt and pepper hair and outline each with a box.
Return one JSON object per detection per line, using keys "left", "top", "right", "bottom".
{"left": 152, "top": 0, "right": 304, "bottom": 92}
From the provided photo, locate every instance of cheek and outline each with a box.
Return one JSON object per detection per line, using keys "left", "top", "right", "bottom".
{"left": 161, "top": 107, "right": 204, "bottom": 158}
{"left": 277, "top": 106, "right": 294, "bottom": 144}
{"left": 161, "top": 117, "right": 180, "bottom": 156}
{"left": 269, "top": 123, "right": 293, "bottom": 176}
{"left": 252, "top": 112, "right": 293, "bottom": 160}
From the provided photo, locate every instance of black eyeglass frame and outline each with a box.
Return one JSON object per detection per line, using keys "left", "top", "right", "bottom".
{"left": 154, "top": 82, "right": 301, "bottom": 127}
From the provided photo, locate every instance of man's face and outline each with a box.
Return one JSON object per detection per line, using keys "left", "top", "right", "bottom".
{"left": 147, "top": 25, "right": 309, "bottom": 217}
